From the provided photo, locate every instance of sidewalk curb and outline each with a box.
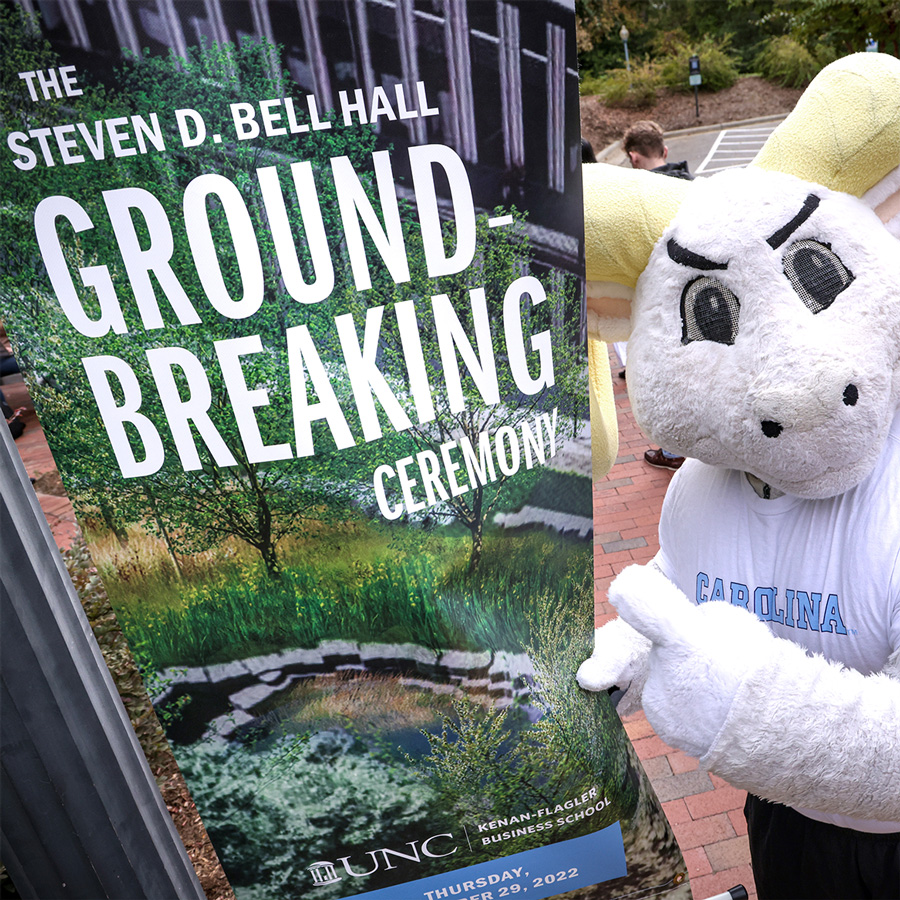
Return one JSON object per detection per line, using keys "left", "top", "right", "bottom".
{"left": 665, "top": 113, "right": 787, "bottom": 138}
{"left": 595, "top": 113, "right": 788, "bottom": 163}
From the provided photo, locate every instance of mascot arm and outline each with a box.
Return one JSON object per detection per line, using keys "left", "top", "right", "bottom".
{"left": 609, "top": 564, "right": 900, "bottom": 822}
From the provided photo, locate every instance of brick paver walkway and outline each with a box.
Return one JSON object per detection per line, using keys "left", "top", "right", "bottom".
{"left": 593, "top": 350, "right": 757, "bottom": 900}
{"left": 4, "top": 376, "right": 79, "bottom": 550}
{"left": 6, "top": 354, "right": 756, "bottom": 899}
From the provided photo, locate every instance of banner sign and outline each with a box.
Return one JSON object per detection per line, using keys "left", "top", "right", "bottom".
{"left": 1, "top": 3, "right": 688, "bottom": 898}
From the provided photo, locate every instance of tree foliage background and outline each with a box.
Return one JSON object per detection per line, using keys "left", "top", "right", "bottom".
{"left": 576, "top": 0, "right": 899, "bottom": 79}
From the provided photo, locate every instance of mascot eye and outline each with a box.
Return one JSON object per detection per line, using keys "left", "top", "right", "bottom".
{"left": 782, "top": 239, "right": 854, "bottom": 314}
{"left": 680, "top": 276, "right": 740, "bottom": 346}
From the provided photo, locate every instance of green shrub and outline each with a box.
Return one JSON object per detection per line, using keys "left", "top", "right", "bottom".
{"left": 813, "top": 44, "right": 840, "bottom": 70}
{"left": 755, "top": 36, "right": 824, "bottom": 88}
{"left": 657, "top": 37, "right": 739, "bottom": 92}
{"left": 176, "top": 733, "right": 443, "bottom": 899}
{"left": 596, "top": 61, "right": 659, "bottom": 109}
{"left": 578, "top": 71, "right": 606, "bottom": 96}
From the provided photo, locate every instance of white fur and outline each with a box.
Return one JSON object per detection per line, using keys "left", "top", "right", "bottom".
{"left": 627, "top": 168, "right": 900, "bottom": 498}
{"left": 609, "top": 564, "right": 782, "bottom": 758}
{"left": 703, "top": 643, "right": 900, "bottom": 821}
{"left": 608, "top": 564, "right": 900, "bottom": 820}
{"left": 576, "top": 613, "right": 650, "bottom": 717}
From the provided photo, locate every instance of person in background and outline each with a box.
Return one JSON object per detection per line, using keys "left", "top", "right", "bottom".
{"left": 622, "top": 120, "right": 694, "bottom": 181}
{"left": 622, "top": 121, "right": 692, "bottom": 469}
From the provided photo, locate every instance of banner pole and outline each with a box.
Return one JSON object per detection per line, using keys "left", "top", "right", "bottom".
{"left": 0, "top": 422, "right": 206, "bottom": 900}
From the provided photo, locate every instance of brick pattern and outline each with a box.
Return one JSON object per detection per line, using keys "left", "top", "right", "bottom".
{"left": 4, "top": 377, "right": 78, "bottom": 550}
{"left": 5, "top": 351, "right": 756, "bottom": 900}
{"left": 595, "top": 351, "right": 757, "bottom": 900}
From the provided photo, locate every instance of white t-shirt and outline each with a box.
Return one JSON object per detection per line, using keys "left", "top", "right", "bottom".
{"left": 655, "top": 409, "right": 900, "bottom": 832}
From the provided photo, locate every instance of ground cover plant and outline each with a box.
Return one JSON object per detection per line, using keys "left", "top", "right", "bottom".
{"left": 112, "top": 520, "right": 591, "bottom": 670}
{"left": 175, "top": 731, "right": 443, "bottom": 900}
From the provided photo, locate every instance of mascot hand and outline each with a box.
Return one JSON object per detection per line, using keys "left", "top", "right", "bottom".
{"left": 576, "top": 567, "right": 655, "bottom": 716}
{"left": 609, "top": 564, "right": 777, "bottom": 759}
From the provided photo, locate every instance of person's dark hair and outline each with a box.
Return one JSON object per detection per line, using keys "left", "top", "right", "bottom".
{"left": 623, "top": 120, "right": 665, "bottom": 157}
{"left": 582, "top": 137, "right": 597, "bottom": 163}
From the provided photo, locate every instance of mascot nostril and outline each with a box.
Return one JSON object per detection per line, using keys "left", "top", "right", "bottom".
{"left": 760, "top": 385, "right": 858, "bottom": 437}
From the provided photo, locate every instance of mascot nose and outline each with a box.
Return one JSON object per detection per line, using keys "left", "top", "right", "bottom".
{"left": 756, "top": 382, "right": 859, "bottom": 438}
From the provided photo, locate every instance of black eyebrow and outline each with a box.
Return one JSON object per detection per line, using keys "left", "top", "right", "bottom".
{"left": 767, "top": 193, "right": 820, "bottom": 249}
{"left": 667, "top": 238, "right": 728, "bottom": 271}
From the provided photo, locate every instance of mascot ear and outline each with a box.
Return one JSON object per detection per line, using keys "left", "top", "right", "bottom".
{"left": 862, "top": 165, "right": 900, "bottom": 240}
{"left": 588, "top": 336, "right": 618, "bottom": 482}
{"left": 752, "top": 52, "right": 900, "bottom": 199}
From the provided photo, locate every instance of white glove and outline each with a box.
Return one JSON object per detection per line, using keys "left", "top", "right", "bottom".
{"left": 607, "top": 563, "right": 775, "bottom": 758}
{"left": 576, "top": 568, "right": 654, "bottom": 716}
{"left": 609, "top": 564, "right": 900, "bottom": 821}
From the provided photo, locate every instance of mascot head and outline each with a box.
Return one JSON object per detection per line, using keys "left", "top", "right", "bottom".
{"left": 585, "top": 53, "right": 900, "bottom": 499}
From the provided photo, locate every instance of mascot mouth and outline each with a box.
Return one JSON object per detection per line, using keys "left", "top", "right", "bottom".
{"left": 755, "top": 458, "right": 869, "bottom": 499}
{"left": 690, "top": 427, "right": 877, "bottom": 499}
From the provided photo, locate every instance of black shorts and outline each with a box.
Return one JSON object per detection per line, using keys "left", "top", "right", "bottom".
{"left": 745, "top": 794, "right": 900, "bottom": 899}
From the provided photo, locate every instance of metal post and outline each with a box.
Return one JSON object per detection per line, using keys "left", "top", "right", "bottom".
{"left": 689, "top": 55, "right": 702, "bottom": 119}
{"left": 619, "top": 25, "right": 630, "bottom": 74}
{"left": 0, "top": 422, "right": 206, "bottom": 900}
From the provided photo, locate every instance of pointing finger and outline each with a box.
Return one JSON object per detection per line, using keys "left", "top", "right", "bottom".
{"left": 607, "top": 564, "right": 697, "bottom": 648}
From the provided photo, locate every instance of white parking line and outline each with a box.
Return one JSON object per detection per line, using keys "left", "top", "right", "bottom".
{"left": 696, "top": 121, "right": 780, "bottom": 174}
{"left": 696, "top": 130, "right": 726, "bottom": 173}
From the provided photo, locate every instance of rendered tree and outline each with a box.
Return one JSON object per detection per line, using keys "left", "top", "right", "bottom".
{"left": 373, "top": 208, "right": 586, "bottom": 573}
{"left": 1, "top": 23, "right": 386, "bottom": 579}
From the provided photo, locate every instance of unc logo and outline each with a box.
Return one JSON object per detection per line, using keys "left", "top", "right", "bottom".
{"left": 307, "top": 834, "right": 457, "bottom": 887}
{"left": 308, "top": 861, "right": 341, "bottom": 887}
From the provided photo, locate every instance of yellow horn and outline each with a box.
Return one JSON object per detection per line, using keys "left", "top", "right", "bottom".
{"left": 583, "top": 163, "right": 691, "bottom": 288}
{"left": 581, "top": 163, "right": 691, "bottom": 480}
{"left": 752, "top": 53, "right": 900, "bottom": 197}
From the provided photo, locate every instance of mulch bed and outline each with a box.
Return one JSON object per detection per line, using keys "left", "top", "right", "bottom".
{"left": 580, "top": 75, "right": 804, "bottom": 152}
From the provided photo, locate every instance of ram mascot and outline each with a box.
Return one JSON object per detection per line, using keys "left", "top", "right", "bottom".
{"left": 576, "top": 53, "right": 900, "bottom": 899}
